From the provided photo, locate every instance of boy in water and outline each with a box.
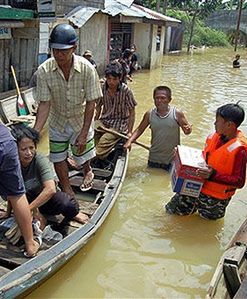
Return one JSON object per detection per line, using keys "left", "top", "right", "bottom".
{"left": 124, "top": 85, "right": 192, "bottom": 171}
{"left": 165, "top": 103, "right": 247, "bottom": 220}
{"left": 233, "top": 54, "right": 241, "bottom": 68}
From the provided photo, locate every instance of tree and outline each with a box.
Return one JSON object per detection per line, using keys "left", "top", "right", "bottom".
{"left": 167, "top": 1, "right": 223, "bottom": 52}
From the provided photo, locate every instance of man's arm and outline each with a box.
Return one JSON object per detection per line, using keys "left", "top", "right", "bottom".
{"left": 75, "top": 100, "right": 96, "bottom": 154}
{"left": 34, "top": 101, "right": 51, "bottom": 132}
{"left": 124, "top": 111, "right": 150, "bottom": 150}
{"left": 95, "top": 102, "right": 102, "bottom": 120}
{"left": 175, "top": 109, "right": 192, "bottom": 135}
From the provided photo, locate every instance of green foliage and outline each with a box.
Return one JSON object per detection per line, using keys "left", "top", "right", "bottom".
{"left": 192, "top": 26, "right": 230, "bottom": 47}
{"left": 167, "top": 9, "right": 230, "bottom": 47}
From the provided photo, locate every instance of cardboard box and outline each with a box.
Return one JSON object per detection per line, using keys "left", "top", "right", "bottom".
{"left": 171, "top": 145, "right": 207, "bottom": 197}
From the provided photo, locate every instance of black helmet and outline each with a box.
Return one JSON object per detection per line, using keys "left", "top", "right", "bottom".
{"left": 49, "top": 24, "right": 78, "bottom": 49}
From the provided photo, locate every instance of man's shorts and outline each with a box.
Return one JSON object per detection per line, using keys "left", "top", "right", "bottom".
{"left": 148, "top": 160, "right": 172, "bottom": 172}
{"left": 0, "top": 139, "right": 25, "bottom": 197}
{"left": 165, "top": 192, "right": 230, "bottom": 220}
{"left": 49, "top": 123, "right": 96, "bottom": 165}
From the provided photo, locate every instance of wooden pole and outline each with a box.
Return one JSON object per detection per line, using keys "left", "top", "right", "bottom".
{"left": 234, "top": 0, "right": 243, "bottom": 52}
{"left": 98, "top": 126, "right": 150, "bottom": 150}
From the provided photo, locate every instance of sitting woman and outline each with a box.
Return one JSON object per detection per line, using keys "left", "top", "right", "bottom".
{"left": 2, "top": 124, "right": 89, "bottom": 228}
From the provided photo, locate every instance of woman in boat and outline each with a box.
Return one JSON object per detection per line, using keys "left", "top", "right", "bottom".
{"left": 2, "top": 124, "right": 89, "bottom": 228}
{"left": 0, "top": 123, "right": 40, "bottom": 257}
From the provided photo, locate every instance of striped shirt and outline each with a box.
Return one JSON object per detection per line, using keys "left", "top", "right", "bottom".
{"left": 36, "top": 54, "right": 102, "bottom": 132}
{"left": 97, "top": 82, "right": 137, "bottom": 133}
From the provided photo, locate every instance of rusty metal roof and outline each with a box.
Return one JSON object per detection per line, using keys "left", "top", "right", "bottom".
{"left": 66, "top": 0, "right": 180, "bottom": 28}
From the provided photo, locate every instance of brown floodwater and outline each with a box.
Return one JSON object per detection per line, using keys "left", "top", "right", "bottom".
{"left": 26, "top": 48, "right": 247, "bottom": 298}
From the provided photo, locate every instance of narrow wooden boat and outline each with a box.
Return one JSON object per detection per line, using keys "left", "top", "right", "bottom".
{"left": 0, "top": 88, "right": 36, "bottom": 127}
{"left": 0, "top": 145, "right": 129, "bottom": 298}
{"left": 206, "top": 219, "right": 247, "bottom": 299}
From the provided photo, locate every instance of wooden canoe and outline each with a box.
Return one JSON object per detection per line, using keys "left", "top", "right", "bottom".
{"left": 206, "top": 219, "right": 247, "bottom": 299}
{"left": 0, "top": 87, "right": 36, "bottom": 127}
{"left": 0, "top": 145, "right": 129, "bottom": 298}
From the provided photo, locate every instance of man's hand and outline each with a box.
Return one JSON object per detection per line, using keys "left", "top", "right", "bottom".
{"left": 75, "top": 133, "right": 87, "bottom": 154}
{"left": 182, "top": 124, "right": 192, "bottom": 135}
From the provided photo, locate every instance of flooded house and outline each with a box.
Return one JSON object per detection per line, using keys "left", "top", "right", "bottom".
{"left": 0, "top": 3, "right": 38, "bottom": 92}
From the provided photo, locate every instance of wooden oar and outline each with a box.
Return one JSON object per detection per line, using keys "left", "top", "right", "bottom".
{"left": 98, "top": 125, "right": 150, "bottom": 150}
{"left": 11, "top": 65, "right": 28, "bottom": 116}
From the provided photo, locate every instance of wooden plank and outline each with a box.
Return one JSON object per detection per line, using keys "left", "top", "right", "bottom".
{"left": 0, "top": 266, "right": 11, "bottom": 276}
{"left": 78, "top": 201, "right": 99, "bottom": 216}
{"left": 69, "top": 176, "right": 106, "bottom": 192}
{"left": 234, "top": 274, "right": 247, "bottom": 298}
{"left": 223, "top": 263, "right": 241, "bottom": 298}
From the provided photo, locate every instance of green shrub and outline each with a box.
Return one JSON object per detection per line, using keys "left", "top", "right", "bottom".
{"left": 167, "top": 9, "right": 230, "bottom": 47}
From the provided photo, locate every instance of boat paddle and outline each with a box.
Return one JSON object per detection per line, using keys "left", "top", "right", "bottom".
{"left": 98, "top": 125, "right": 150, "bottom": 150}
{"left": 11, "top": 65, "right": 29, "bottom": 116}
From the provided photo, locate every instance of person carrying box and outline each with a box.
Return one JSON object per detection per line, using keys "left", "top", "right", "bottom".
{"left": 165, "top": 103, "right": 247, "bottom": 220}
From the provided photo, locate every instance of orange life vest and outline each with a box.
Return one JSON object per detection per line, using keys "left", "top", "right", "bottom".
{"left": 201, "top": 131, "right": 247, "bottom": 200}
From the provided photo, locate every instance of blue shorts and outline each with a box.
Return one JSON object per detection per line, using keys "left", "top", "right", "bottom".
{"left": 0, "top": 139, "right": 25, "bottom": 197}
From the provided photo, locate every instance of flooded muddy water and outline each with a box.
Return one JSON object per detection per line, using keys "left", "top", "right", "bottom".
{"left": 26, "top": 48, "right": 247, "bottom": 298}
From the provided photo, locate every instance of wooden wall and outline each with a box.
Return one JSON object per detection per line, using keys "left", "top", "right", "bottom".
{"left": 0, "top": 27, "right": 39, "bottom": 92}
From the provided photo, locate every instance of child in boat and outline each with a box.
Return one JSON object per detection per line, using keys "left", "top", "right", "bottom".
{"left": 94, "top": 61, "right": 137, "bottom": 160}
{"left": 165, "top": 103, "right": 247, "bottom": 220}
{"left": 2, "top": 124, "right": 89, "bottom": 228}
{"left": 233, "top": 54, "right": 241, "bottom": 68}
{"left": 124, "top": 85, "right": 192, "bottom": 171}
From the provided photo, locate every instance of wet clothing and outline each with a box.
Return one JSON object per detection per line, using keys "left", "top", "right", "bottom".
{"left": 201, "top": 132, "right": 247, "bottom": 199}
{"left": 49, "top": 123, "right": 95, "bottom": 165}
{"left": 22, "top": 153, "right": 79, "bottom": 219}
{"left": 165, "top": 130, "right": 247, "bottom": 220}
{"left": 0, "top": 124, "right": 25, "bottom": 197}
{"left": 36, "top": 54, "right": 102, "bottom": 133}
{"left": 149, "top": 106, "right": 180, "bottom": 166}
{"left": 233, "top": 59, "right": 240, "bottom": 68}
{"left": 148, "top": 160, "right": 172, "bottom": 171}
{"left": 166, "top": 193, "right": 230, "bottom": 220}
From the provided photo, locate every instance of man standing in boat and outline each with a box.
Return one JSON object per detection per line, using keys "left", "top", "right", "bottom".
{"left": 34, "top": 24, "right": 102, "bottom": 196}
{"left": 166, "top": 103, "right": 247, "bottom": 220}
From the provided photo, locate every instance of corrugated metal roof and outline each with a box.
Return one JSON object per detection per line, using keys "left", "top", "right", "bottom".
{"left": 133, "top": 4, "right": 181, "bottom": 23}
{"left": 105, "top": 0, "right": 134, "bottom": 8}
{"left": 67, "top": 0, "right": 181, "bottom": 28}
{"left": 66, "top": 6, "right": 100, "bottom": 28}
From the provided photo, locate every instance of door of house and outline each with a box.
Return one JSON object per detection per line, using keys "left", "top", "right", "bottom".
{"left": 109, "top": 22, "right": 132, "bottom": 61}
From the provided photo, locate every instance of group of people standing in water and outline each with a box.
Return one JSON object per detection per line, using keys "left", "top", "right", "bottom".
{"left": 0, "top": 23, "right": 247, "bottom": 258}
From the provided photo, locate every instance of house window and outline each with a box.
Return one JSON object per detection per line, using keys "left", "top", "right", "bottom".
{"left": 156, "top": 26, "right": 162, "bottom": 51}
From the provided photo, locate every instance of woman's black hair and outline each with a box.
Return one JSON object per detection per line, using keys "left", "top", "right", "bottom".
{"left": 216, "top": 103, "right": 245, "bottom": 127}
{"left": 11, "top": 124, "right": 40, "bottom": 145}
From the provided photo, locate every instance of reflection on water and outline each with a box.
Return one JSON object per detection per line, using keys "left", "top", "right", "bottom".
{"left": 26, "top": 48, "right": 247, "bottom": 298}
